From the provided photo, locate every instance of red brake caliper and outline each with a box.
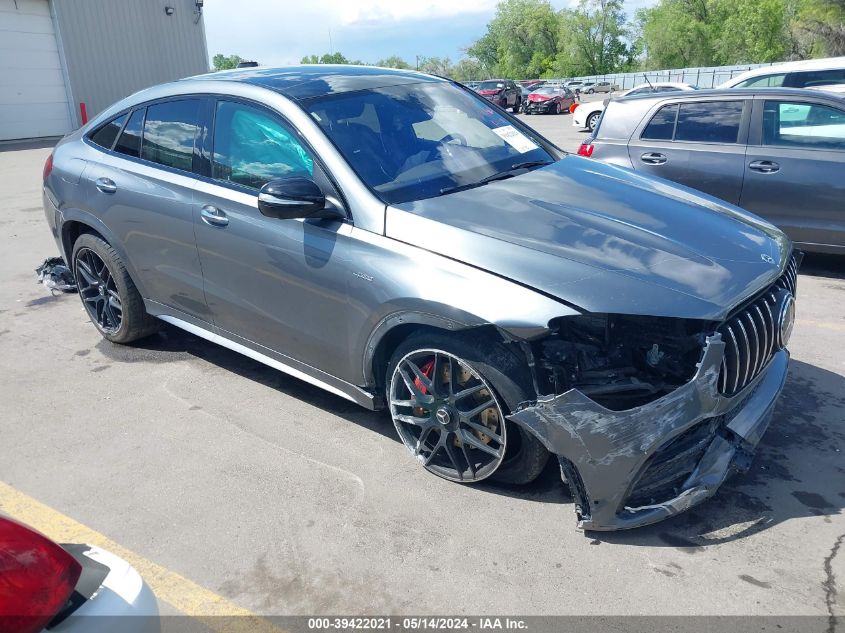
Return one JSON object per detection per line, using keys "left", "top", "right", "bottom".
{"left": 413, "top": 360, "right": 435, "bottom": 396}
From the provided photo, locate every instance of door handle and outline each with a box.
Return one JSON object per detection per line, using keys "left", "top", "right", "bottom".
{"left": 95, "top": 177, "right": 117, "bottom": 194}
{"left": 200, "top": 205, "right": 229, "bottom": 227}
{"left": 749, "top": 160, "right": 780, "bottom": 173}
{"left": 640, "top": 152, "right": 667, "bottom": 165}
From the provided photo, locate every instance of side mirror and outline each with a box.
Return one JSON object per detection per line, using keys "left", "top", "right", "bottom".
{"left": 258, "top": 177, "right": 344, "bottom": 221}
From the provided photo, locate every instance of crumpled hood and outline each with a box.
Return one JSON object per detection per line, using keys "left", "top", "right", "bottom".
{"left": 477, "top": 89, "right": 502, "bottom": 96}
{"left": 386, "top": 156, "right": 792, "bottom": 321}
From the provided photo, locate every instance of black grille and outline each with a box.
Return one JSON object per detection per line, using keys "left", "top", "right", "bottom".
{"left": 717, "top": 254, "right": 798, "bottom": 397}
{"left": 624, "top": 417, "right": 722, "bottom": 509}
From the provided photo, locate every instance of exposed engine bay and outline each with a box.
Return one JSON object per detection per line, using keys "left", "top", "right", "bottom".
{"left": 533, "top": 314, "right": 711, "bottom": 410}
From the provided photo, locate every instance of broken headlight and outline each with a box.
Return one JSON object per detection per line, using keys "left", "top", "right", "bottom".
{"left": 533, "top": 314, "right": 710, "bottom": 411}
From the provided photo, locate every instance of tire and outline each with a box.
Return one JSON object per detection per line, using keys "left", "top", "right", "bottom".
{"left": 555, "top": 102, "right": 562, "bottom": 115}
{"left": 72, "top": 233, "right": 158, "bottom": 344}
{"left": 587, "top": 111, "right": 601, "bottom": 131}
{"left": 512, "top": 99, "right": 521, "bottom": 114}
{"left": 386, "top": 331, "right": 549, "bottom": 485}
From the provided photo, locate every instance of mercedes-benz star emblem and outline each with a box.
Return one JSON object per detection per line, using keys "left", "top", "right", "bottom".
{"left": 435, "top": 408, "right": 451, "bottom": 426}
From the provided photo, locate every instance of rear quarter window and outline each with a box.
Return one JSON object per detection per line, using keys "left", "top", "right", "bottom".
{"left": 641, "top": 104, "right": 678, "bottom": 140}
{"left": 114, "top": 108, "right": 145, "bottom": 158}
{"left": 89, "top": 114, "right": 127, "bottom": 150}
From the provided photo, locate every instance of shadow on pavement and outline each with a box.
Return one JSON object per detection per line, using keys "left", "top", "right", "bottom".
{"left": 595, "top": 358, "right": 845, "bottom": 547}
{"left": 97, "top": 322, "right": 844, "bottom": 532}
{"left": 798, "top": 252, "right": 845, "bottom": 281}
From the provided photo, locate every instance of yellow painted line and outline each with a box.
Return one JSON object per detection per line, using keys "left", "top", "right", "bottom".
{"left": 798, "top": 318, "right": 845, "bottom": 332}
{"left": 0, "top": 481, "right": 287, "bottom": 633}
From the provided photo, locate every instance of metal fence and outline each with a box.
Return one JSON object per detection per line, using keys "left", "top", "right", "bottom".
{"left": 539, "top": 62, "right": 778, "bottom": 90}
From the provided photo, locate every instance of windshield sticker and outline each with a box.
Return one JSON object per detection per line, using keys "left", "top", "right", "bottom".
{"left": 492, "top": 125, "right": 539, "bottom": 153}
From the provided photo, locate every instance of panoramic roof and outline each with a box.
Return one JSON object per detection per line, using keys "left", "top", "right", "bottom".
{"left": 190, "top": 65, "right": 444, "bottom": 100}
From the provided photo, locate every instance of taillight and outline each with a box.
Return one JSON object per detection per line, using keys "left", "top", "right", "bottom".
{"left": 0, "top": 517, "right": 82, "bottom": 633}
{"left": 569, "top": 103, "right": 579, "bottom": 114}
{"left": 577, "top": 143, "right": 594, "bottom": 158}
{"left": 42, "top": 154, "right": 53, "bottom": 182}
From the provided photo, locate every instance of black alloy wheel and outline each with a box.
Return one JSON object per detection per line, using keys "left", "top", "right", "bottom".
{"left": 389, "top": 349, "right": 507, "bottom": 483}
{"left": 74, "top": 247, "right": 123, "bottom": 334}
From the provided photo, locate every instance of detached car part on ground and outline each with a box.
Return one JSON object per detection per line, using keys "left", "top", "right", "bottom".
{"left": 42, "top": 65, "right": 799, "bottom": 531}
{"left": 0, "top": 516, "right": 158, "bottom": 633}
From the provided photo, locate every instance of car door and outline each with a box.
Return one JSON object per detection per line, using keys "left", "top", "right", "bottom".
{"left": 627, "top": 98, "right": 750, "bottom": 204}
{"left": 83, "top": 99, "right": 210, "bottom": 321}
{"left": 740, "top": 97, "right": 845, "bottom": 250}
{"left": 192, "top": 97, "right": 355, "bottom": 377}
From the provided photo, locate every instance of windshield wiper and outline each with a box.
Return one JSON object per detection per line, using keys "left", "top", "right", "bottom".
{"left": 509, "top": 160, "right": 553, "bottom": 170}
{"left": 438, "top": 160, "right": 553, "bottom": 196}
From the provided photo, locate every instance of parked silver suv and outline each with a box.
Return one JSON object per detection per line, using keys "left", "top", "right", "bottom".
{"left": 581, "top": 88, "right": 845, "bottom": 254}
{"left": 42, "top": 66, "right": 798, "bottom": 531}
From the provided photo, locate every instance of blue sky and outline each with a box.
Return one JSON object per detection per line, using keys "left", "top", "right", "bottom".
{"left": 204, "top": 0, "right": 657, "bottom": 67}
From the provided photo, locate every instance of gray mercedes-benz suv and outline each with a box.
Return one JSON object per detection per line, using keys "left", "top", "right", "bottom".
{"left": 42, "top": 66, "right": 798, "bottom": 531}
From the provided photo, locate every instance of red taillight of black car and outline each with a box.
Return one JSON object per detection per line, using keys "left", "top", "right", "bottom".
{"left": 577, "top": 142, "right": 594, "bottom": 158}
{"left": 0, "top": 517, "right": 83, "bottom": 633}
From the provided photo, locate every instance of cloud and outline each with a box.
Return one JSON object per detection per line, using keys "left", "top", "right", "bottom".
{"left": 203, "top": 0, "right": 659, "bottom": 66}
{"left": 334, "top": 0, "right": 497, "bottom": 24}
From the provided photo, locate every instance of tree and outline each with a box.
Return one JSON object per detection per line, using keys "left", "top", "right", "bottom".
{"left": 635, "top": 0, "right": 845, "bottom": 69}
{"left": 376, "top": 56, "right": 411, "bottom": 69}
{"left": 795, "top": 0, "right": 845, "bottom": 56}
{"left": 635, "top": 1, "right": 717, "bottom": 68}
{"left": 711, "top": 0, "right": 790, "bottom": 64}
{"left": 451, "top": 57, "right": 487, "bottom": 82}
{"left": 468, "top": 0, "right": 560, "bottom": 78}
{"left": 557, "top": 0, "right": 631, "bottom": 76}
{"left": 212, "top": 54, "right": 243, "bottom": 71}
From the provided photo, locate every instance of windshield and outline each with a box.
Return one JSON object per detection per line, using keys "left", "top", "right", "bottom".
{"left": 477, "top": 81, "right": 504, "bottom": 90}
{"left": 306, "top": 82, "right": 553, "bottom": 204}
{"left": 534, "top": 87, "right": 563, "bottom": 95}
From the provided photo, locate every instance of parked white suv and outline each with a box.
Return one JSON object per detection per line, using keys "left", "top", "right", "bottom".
{"left": 719, "top": 56, "right": 845, "bottom": 89}
{"left": 572, "top": 82, "right": 696, "bottom": 131}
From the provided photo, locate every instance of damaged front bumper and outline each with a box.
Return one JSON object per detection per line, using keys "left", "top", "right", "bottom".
{"left": 509, "top": 335, "right": 789, "bottom": 531}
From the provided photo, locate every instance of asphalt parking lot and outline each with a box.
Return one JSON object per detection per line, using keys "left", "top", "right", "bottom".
{"left": 1, "top": 113, "right": 844, "bottom": 623}
{"left": 514, "top": 93, "right": 601, "bottom": 151}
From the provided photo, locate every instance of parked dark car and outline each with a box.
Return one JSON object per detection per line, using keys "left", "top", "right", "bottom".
{"left": 475, "top": 79, "right": 522, "bottom": 112}
{"left": 524, "top": 85, "right": 576, "bottom": 115}
{"left": 581, "top": 87, "right": 845, "bottom": 254}
{"left": 43, "top": 66, "right": 798, "bottom": 531}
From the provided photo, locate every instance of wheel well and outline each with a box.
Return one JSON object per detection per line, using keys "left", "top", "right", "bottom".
{"left": 369, "top": 323, "right": 532, "bottom": 393}
{"left": 62, "top": 221, "right": 105, "bottom": 260}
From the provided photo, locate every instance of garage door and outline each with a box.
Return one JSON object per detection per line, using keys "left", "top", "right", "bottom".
{"left": 0, "top": 0, "right": 72, "bottom": 141}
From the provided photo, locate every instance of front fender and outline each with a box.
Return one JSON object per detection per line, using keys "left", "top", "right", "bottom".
{"left": 347, "top": 228, "right": 578, "bottom": 386}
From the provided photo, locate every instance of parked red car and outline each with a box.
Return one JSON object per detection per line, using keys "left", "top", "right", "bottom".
{"left": 475, "top": 79, "right": 522, "bottom": 113}
{"left": 524, "top": 85, "right": 577, "bottom": 115}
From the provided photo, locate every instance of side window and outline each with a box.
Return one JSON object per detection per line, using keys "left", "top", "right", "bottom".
{"left": 675, "top": 101, "right": 743, "bottom": 143}
{"left": 736, "top": 74, "right": 786, "bottom": 88}
{"left": 114, "top": 108, "right": 145, "bottom": 158}
{"left": 90, "top": 113, "right": 127, "bottom": 150}
{"left": 641, "top": 104, "right": 678, "bottom": 140}
{"left": 763, "top": 100, "right": 845, "bottom": 150}
{"left": 212, "top": 100, "right": 314, "bottom": 190}
{"left": 141, "top": 100, "right": 200, "bottom": 171}
{"left": 791, "top": 69, "right": 845, "bottom": 88}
